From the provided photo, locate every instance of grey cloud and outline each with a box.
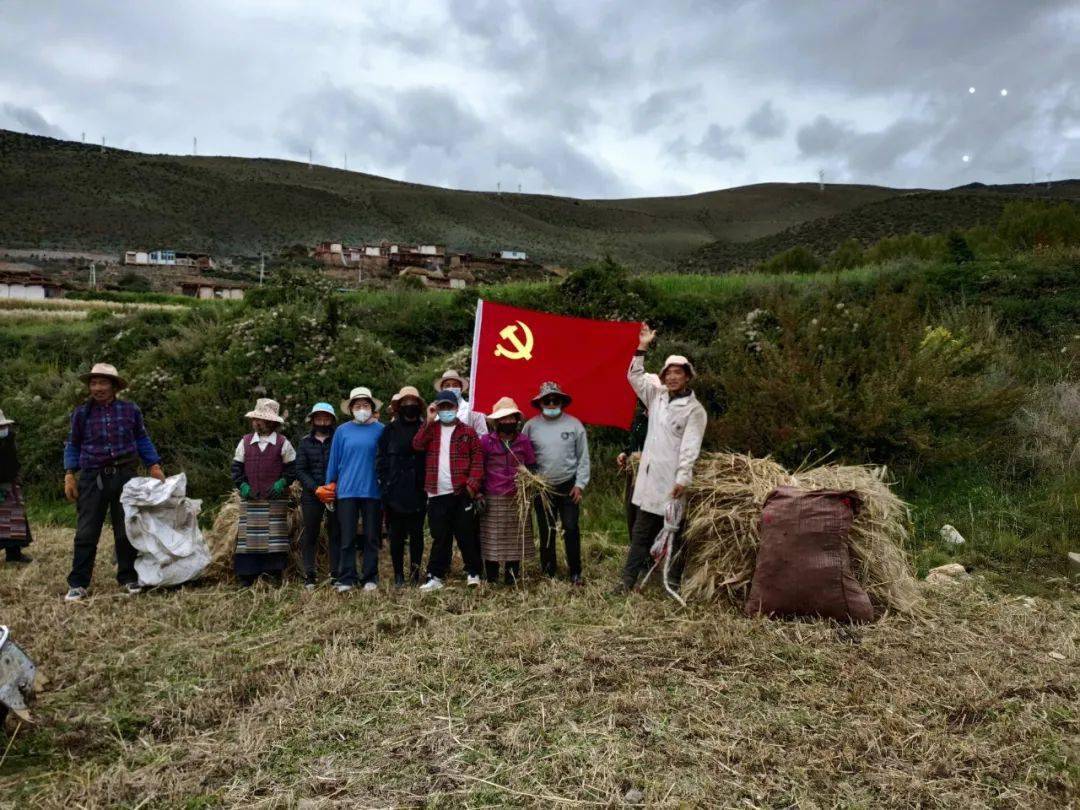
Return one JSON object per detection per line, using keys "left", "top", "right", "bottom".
{"left": 0, "top": 103, "right": 65, "bottom": 138}
{"left": 698, "top": 125, "right": 745, "bottom": 162}
{"left": 797, "top": 115, "right": 934, "bottom": 176}
{"left": 631, "top": 86, "right": 702, "bottom": 134}
{"left": 744, "top": 101, "right": 786, "bottom": 140}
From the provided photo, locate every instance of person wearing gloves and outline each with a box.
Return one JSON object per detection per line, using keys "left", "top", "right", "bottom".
{"left": 412, "top": 390, "right": 483, "bottom": 591}
{"left": 376, "top": 386, "right": 428, "bottom": 587}
{"left": 523, "top": 382, "right": 590, "bottom": 585}
{"left": 0, "top": 409, "right": 32, "bottom": 565}
{"left": 231, "top": 398, "right": 297, "bottom": 587}
{"left": 294, "top": 402, "right": 340, "bottom": 590}
{"left": 62, "top": 363, "right": 165, "bottom": 602}
{"left": 324, "top": 386, "right": 385, "bottom": 593}
{"left": 478, "top": 397, "right": 537, "bottom": 585}
{"left": 618, "top": 324, "right": 707, "bottom": 594}
{"left": 434, "top": 369, "right": 487, "bottom": 436}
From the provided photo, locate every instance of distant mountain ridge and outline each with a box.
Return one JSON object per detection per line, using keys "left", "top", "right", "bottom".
{"left": 0, "top": 129, "right": 1075, "bottom": 272}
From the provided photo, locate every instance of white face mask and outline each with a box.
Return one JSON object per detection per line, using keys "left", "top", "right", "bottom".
{"left": 353, "top": 407, "right": 372, "bottom": 423}
{"left": 0, "top": 428, "right": 8, "bottom": 439}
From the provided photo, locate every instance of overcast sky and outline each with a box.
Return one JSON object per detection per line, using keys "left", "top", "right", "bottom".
{"left": 1, "top": 0, "right": 1078, "bottom": 198}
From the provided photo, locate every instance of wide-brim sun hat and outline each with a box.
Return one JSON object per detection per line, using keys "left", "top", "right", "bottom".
{"left": 79, "top": 362, "right": 127, "bottom": 390}
{"left": 245, "top": 397, "right": 285, "bottom": 424}
{"left": 306, "top": 401, "right": 337, "bottom": 422}
{"left": 530, "top": 381, "right": 572, "bottom": 409}
{"left": 0, "top": 409, "right": 13, "bottom": 427}
{"left": 340, "top": 386, "right": 383, "bottom": 415}
{"left": 390, "top": 385, "right": 426, "bottom": 412}
{"left": 433, "top": 369, "right": 469, "bottom": 394}
{"left": 660, "top": 354, "right": 696, "bottom": 380}
{"left": 487, "top": 396, "right": 523, "bottom": 422}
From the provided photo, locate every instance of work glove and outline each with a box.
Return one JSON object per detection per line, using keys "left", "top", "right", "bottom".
{"left": 315, "top": 483, "right": 337, "bottom": 504}
{"left": 239, "top": 482, "right": 252, "bottom": 499}
{"left": 270, "top": 478, "right": 287, "bottom": 498}
{"left": 148, "top": 464, "right": 165, "bottom": 482}
{"left": 64, "top": 472, "right": 79, "bottom": 502}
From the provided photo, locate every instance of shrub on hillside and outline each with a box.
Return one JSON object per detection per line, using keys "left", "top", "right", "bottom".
{"left": 863, "top": 232, "right": 947, "bottom": 264}
{"left": 556, "top": 257, "right": 658, "bottom": 319}
{"left": 998, "top": 201, "right": 1080, "bottom": 250}
{"left": 757, "top": 246, "right": 821, "bottom": 274}
{"left": 827, "top": 238, "right": 865, "bottom": 271}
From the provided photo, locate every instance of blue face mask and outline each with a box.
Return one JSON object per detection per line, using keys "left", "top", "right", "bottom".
{"left": 437, "top": 410, "right": 457, "bottom": 425}
{"left": 542, "top": 407, "right": 562, "bottom": 419}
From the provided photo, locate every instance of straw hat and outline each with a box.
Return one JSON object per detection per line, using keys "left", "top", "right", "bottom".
{"left": 79, "top": 362, "right": 127, "bottom": 390}
{"left": 306, "top": 402, "right": 337, "bottom": 422}
{"left": 530, "top": 381, "right": 572, "bottom": 408}
{"left": 245, "top": 398, "right": 285, "bottom": 425}
{"left": 389, "top": 385, "right": 426, "bottom": 412}
{"left": 0, "top": 409, "right": 13, "bottom": 428}
{"left": 433, "top": 369, "right": 469, "bottom": 394}
{"left": 340, "top": 386, "right": 383, "bottom": 415}
{"left": 487, "top": 397, "right": 523, "bottom": 422}
{"left": 660, "top": 354, "right": 696, "bottom": 380}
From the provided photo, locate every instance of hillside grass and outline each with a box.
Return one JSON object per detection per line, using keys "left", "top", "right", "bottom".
{"left": 1, "top": 527, "right": 1076, "bottom": 807}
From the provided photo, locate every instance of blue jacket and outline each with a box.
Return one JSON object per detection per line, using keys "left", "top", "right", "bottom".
{"left": 325, "top": 421, "right": 383, "bottom": 499}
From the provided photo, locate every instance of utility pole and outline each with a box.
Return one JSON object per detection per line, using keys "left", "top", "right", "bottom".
{"left": 344, "top": 151, "right": 348, "bottom": 171}
{"left": 818, "top": 169, "right": 825, "bottom": 192}
{"left": 193, "top": 136, "right": 198, "bottom": 156}
{"left": 496, "top": 181, "right": 501, "bottom": 194}
{"left": 259, "top": 253, "right": 265, "bottom": 285}
{"left": 100, "top": 136, "right": 105, "bottom": 154}
{"left": 518, "top": 183, "right": 522, "bottom": 194}
{"left": 81, "top": 131, "right": 85, "bottom": 143}
{"left": 308, "top": 149, "right": 313, "bottom": 171}
{"left": 1046, "top": 172, "right": 1053, "bottom": 190}
{"left": 88, "top": 262, "right": 97, "bottom": 290}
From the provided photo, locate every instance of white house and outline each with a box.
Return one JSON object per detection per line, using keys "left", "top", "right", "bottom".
{"left": 124, "top": 251, "right": 150, "bottom": 265}
{"left": 500, "top": 250, "right": 528, "bottom": 261}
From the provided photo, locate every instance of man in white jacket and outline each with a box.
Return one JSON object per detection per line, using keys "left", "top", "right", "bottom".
{"left": 618, "top": 323, "right": 707, "bottom": 593}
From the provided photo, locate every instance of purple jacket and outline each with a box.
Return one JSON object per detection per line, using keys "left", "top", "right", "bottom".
{"left": 63, "top": 399, "right": 160, "bottom": 471}
{"left": 479, "top": 433, "right": 536, "bottom": 496}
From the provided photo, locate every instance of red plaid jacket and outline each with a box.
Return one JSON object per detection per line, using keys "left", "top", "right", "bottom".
{"left": 411, "top": 419, "right": 483, "bottom": 496}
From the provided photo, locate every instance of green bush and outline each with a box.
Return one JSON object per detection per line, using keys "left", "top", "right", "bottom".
{"left": 757, "top": 246, "right": 821, "bottom": 274}
{"left": 998, "top": 201, "right": 1080, "bottom": 250}
{"left": 826, "top": 238, "right": 864, "bottom": 271}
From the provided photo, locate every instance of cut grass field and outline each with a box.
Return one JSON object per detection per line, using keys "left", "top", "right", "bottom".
{"left": 2, "top": 527, "right": 1076, "bottom": 807}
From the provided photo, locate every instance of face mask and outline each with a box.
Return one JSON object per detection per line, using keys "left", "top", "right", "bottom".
{"left": 497, "top": 423, "right": 517, "bottom": 436}
{"left": 353, "top": 407, "right": 372, "bottom": 423}
{"left": 314, "top": 425, "right": 332, "bottom": 435}
{"left": 399, "top": 404, "right": 421, "bottom": 421}
{"left": 444, "top": 387, "right": 462, "bottom": 401}
{"left": 0, "top": 428, "right": 8, "bottom": 439}
{"left": 437, "top": 410, "right": 456, "bottom": 425}
{"left": 542, "top": 407, "right": 562, "bottom": 419}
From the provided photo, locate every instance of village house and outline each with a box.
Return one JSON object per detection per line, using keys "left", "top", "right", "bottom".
{"left": 0, "top": 268, "right": 64, "bottom": 300}
{"left": 176, "top": 278, "right": 247, "bottom": 300}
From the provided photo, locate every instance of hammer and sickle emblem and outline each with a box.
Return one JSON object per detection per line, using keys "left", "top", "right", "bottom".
{"left": 494, "top": 320, "right": 534, "bottom": 361}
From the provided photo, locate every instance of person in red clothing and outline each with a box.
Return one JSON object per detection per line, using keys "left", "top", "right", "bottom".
{"left": 411, "top": 390, "right": 483, "bottom": 591}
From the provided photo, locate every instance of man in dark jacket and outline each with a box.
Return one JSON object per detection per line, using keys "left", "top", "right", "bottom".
{"left": 376, "top": 386, "right": 427, "bottom": 586}
{"left": 295, "top": 402, "right": 340, "bottom": 589}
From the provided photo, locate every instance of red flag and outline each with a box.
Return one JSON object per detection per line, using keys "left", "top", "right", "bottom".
{"left": 468, "top": 300, "right": 642, "bottom": 429}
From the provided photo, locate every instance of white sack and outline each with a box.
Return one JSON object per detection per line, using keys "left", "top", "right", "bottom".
{"left": 121, "top": 473, "right": 210, "bottom": 586}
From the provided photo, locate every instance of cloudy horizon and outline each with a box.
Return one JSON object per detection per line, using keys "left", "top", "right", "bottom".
{"left": 1, "top": 0, "right": 1078, "bottom": 199}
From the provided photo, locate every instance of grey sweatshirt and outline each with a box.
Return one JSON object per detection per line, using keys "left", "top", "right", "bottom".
{"left": 523, "top": 413, "right": 591, "bottom": 488}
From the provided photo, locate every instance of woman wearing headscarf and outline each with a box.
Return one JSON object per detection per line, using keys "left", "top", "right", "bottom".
{"left": 231, "top": 398, "right": 297, "bottom": 586}
{"left": 477, "top": 397, "right": 537, "bottom": 585}
{"left": 0, "top": 409, "right": 32, "bottom": 565}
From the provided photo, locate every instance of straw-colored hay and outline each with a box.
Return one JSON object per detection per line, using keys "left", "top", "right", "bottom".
{"left": 680, "top": 452, "right": 922, "bottom": 615}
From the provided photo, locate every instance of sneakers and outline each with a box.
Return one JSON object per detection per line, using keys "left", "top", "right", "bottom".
{"left": 334, "top": 583, "right": 354, "bottom": 594}
{"left": 466, "top": 574, "right": 481, "bottom": 587}
{"left": 64, "top": 587, "right": 89, "bottom": 602}
{"left": 122, "top": 582, "right": 143, "bottom": 596}
{"left": 419, "top": 577, "right": 444, "bottom": 592}
{"left": 363, "top": 582, "right": 378, "bottom": 592}
{"left": 304, "top": 573, "right": 317, "bottom": 591}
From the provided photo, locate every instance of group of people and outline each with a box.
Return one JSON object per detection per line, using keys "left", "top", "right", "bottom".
{"left": 2, "top": 325, "right": 707, "bottom": 603}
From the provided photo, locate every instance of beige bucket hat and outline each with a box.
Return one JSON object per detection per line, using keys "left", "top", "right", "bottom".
{"left": 340, "top": 386, "right": 383, "bottom": 415}
{"left": 0, "top": 409, "right": 13, "bottom": 427}
{"left": 486, "top": 396, "right": 523, "bottom": 423}
{"left": 660, "top": 354, "right": 696, "bottom": 380}
{"left": 79, "top": 362, "right": 127, "bottom": 390}
{"left": 245, "top": 398, "right": 285, "bottom": 424}
{"left": 389, "top": 385, "right": 426, "bottom": 412}
{"left": 433, "top": 369, "right": 469, "bottom": 394}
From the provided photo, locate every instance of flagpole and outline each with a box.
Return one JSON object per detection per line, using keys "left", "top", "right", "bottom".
{"left": 469, "top": 299, "right": 484, "bottom": 407}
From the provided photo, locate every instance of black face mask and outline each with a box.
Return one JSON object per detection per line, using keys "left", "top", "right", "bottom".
{"left": 496, "top": 422, "right": 517, "bottom": 437}
{"left": 399, "top": 404, "right": 421, "bottom": 421}
{"left": 314, "top": 426, "right": 332, "bottom": 436}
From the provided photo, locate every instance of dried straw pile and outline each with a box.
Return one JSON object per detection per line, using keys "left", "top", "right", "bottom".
{"left": 681, "top": 452, "right": 922, "bottom": 614}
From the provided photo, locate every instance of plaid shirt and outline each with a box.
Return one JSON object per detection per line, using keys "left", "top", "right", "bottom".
{"left": 63, "top": 399, "right": 161, "bottom": 471}
{"left": 411, "top": 419, "right": 482, "bottom": 496}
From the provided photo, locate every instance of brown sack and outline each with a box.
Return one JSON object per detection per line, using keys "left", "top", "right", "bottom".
{"left": 745, "top": 486, "right": 874, "bottom": 624}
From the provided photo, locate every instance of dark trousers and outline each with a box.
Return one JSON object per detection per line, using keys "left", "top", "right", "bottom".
{"left": 484, "top": 560, "right": 521, "bottom": 584}
{"left": 68, "top": 467, "right": 137, "bottom": 588}
{"left": 535, "top": 479, "right": 581, "bottom": 577}
{"left": 300, "top": 495, "right": 340, "bottom": 579}
{"left": 624, "top": 474, "right": 638, "bottom": 541}
{"left": 621, "top": 508, "right": 687, "bottom": 589}
{"left": 426, "top": 493, "right": 481, "bottom": 580}
{"left": 387, "top": 508, "right": 425, "bottom": 581}
{"left": 336, "top": 497, "right": 382, "bottom": 586}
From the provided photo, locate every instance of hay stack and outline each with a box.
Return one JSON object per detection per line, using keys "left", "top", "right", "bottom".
{"left": 681, "top": 453, "right": 921, "bottom": 615}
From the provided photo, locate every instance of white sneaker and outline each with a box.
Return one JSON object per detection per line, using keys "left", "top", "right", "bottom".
{"left": 363, "top": 581, "right": 378, "bottom": 592}
{"left": 123, "top": 582, "right": 143, "bottom": 596}
{"left": 466, "top": 574, "right": 481, "bottom": 587}
{"left": 334, "top": 583, "right": 354, "bottom": 594}
{"left": 419, "top": 577, "right": 444, "bottom": 592}
{"left": 64, "top": 587, "right": 89, "bottom": 602}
